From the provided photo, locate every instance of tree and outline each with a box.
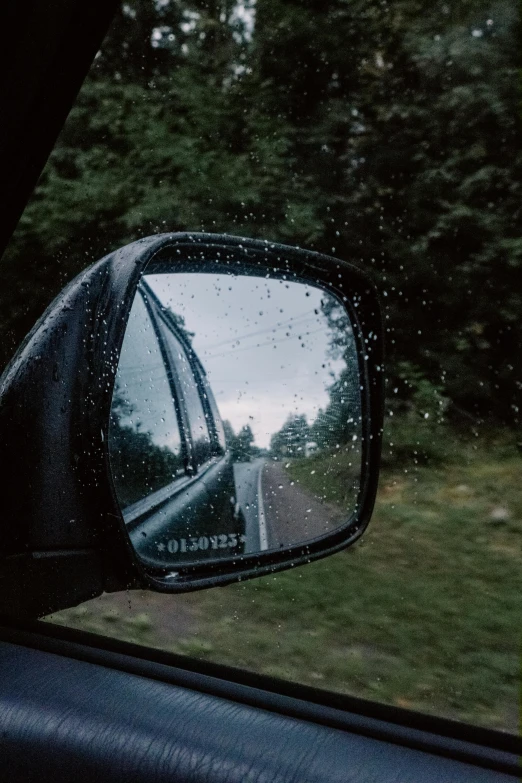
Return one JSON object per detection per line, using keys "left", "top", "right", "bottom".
{"left": 235, "top": 424, "right": 255, "bottom": 461}
{"left": 109, "top": 388, "right": 184, "bottom": 507}
{"left": 1, "top": 0, "right": 520, "bottom": 434}
{"left": 223, "top": 420, "right": 258, "bottom": 461}
{"left": 270, "top": 414, "right": 310, "bottom": 459}
{"left": 312, "top": 368, "right": 361, "bottom": 449}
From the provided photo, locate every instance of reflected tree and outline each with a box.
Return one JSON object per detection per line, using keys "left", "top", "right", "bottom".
{"left": 270, "top": 414, "right": 310, "bottom": 459}
{"left": 312, "top": 368, "right": 361, "bottom": 449}
{"left": 223, "top": 420, "right": 260, "bottom": 461}
{"left": 109, "top": 389, "right": 185, "bottom": 508}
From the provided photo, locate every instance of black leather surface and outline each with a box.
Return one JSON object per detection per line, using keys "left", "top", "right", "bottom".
{"left": 0, "top": 641, "right": 514, "bottom": 782}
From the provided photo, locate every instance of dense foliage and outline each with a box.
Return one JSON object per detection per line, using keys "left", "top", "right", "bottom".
{"left": 1, "top": 0, "right": 520, "bottom": 434}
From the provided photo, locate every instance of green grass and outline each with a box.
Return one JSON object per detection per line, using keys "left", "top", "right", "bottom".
{"left": 47, "top": 425, "right": 521, "bottom": 732}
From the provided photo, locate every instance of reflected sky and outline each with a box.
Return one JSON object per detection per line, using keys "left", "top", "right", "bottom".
{"left": 146, "top": 273, "right": 345, "bottom": 448}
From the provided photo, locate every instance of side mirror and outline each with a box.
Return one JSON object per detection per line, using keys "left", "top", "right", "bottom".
{"left": 0, "top": 234, "right": 383, "bottom": 616}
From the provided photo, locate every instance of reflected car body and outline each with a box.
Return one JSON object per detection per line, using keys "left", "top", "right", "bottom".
{"left": 109, "top": 280, "right": 245, "bottom": 568}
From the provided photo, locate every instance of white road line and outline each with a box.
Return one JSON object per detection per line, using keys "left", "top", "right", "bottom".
{"left": 257, "top": 461, "right": 269, "bottom": 551}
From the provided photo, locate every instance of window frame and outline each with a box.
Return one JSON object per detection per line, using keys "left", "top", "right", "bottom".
{"left": 0, "top": 1, "right": 518, "bottom": 775}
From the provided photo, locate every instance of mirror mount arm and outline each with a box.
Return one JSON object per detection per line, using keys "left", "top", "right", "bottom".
{"left": 0, "top": 551, "right": 103, "bottom": 618}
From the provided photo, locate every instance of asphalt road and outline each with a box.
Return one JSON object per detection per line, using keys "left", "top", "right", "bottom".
{"left": 233, "top": 458, "right": 347, "bottom": 554}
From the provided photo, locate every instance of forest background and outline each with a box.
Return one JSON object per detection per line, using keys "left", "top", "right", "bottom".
{"left": 1, "top": 0, "right": 521, "bottom": 730}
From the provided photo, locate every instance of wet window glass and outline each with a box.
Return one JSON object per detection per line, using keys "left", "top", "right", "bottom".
{"left": 0, "top": 0, "right": 518, "bottom": 734}
{"left": 109, "top": 289, "right": 184, "bottom": 508}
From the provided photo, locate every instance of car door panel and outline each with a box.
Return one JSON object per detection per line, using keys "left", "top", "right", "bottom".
{"left": 128, "top": 468, "right": 225, "bottom": 566}
{"left": 0, "top": 633, "right": 516, "bottom": 783}
{"left": 128, "top": 455, "right": 243, "bottom": 566}
{"left": 198, "top": 454, "right": 246, "bottom": 552}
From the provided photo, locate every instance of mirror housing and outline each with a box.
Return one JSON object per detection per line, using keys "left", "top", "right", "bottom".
{"left": 0, "top": 234, "right": 384, "bottom": 616}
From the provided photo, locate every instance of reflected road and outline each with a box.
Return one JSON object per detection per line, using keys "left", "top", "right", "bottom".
{"left": 234, "top": 458, "right": 347, "bottom": 554}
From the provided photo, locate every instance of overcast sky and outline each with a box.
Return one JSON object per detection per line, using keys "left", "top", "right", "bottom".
{"left": 146, "top": 272, "right": 347, "bottom": 448}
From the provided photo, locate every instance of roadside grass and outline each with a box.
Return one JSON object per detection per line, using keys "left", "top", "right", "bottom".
{"left": 48, "top": 425, "right": 521, "bottom": 732}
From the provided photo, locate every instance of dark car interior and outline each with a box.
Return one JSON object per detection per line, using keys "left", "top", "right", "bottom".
{"left": 0, "top": 1, "right": 519, "bottom": 781}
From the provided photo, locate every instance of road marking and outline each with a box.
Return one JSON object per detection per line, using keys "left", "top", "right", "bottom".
{"left": 257, "top": 461, "right": 269, "bottom": 551}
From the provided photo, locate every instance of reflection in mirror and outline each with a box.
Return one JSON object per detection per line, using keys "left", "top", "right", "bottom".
{"left": 109, "top": 269, "right": 362, "bottom": 571}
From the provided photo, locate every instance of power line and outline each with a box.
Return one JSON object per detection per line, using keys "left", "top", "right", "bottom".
{"left": 207, "top": 327, "right": 327, "bottom": 359}
{"left": 200, "top": 310, "right": 322, "bottom": 350}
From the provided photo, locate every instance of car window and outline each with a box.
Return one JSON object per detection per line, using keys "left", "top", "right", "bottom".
{"left": 109, "top": 288, "right": 185, "bottom": 508}
{"left": 1, "top": 0, "right": 520, "bottom": 735}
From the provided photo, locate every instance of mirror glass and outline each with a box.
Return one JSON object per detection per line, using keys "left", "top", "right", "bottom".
{"left": 109, "top": 268, "right": 363, "bottom": 570}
